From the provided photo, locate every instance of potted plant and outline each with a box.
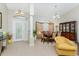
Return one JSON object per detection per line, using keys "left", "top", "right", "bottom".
{"left": 33, "top": 30, "right": 36, "bottom": 40}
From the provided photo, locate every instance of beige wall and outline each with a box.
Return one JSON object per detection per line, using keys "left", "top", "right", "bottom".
{"left": 0, "top": 4, "right": 8, "bottom": 32}
{"left": 59, "top": 5, "right": 79, "bottom": 43}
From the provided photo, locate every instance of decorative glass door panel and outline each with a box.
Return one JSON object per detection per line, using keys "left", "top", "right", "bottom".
{"left": 16, "top": 23, "right": 22, "bottom": 39}
{"left": 13, "top": 20, "right": 26, "bottom": 41}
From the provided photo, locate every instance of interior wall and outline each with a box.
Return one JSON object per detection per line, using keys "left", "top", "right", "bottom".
{"left": 59, "top": 5, "right": 79, "bottom": 43}
{"left": 0, "top": 4, "right": 8, "bottom": 32}
{"left": 7, "top": 10, "right": 14, "bottom": 33}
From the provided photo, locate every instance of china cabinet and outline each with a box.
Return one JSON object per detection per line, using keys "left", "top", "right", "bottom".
{"left": 59, "top": 21, "right": 77, "bottom": 42}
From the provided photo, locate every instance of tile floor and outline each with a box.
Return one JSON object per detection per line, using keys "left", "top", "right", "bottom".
{"left": 1, "top": 40, "right": 57, "bottom": 56}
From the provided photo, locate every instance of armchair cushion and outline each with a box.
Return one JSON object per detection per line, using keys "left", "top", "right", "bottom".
{"left": 56, "top": 43, "right": 76, "bottom": 50}
{"left": 66, "top": 38, "right": 76, "bottom": 46}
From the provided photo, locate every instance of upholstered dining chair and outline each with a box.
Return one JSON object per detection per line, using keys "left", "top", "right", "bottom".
{"left": 41, "top": 31, "right": 55, "bottom": 43}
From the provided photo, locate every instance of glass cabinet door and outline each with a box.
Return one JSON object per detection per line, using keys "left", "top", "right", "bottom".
{"left": 63, "top": 24, "right": 66, "bottom": 32}
{"left": 71, "top": 23, "right": 75, "bottom": 32}
{"left": 66, "top": 23, "right": 69, "bottom": 32}
{"left": 59, "top": 24, "right": 62, "bottom": 32}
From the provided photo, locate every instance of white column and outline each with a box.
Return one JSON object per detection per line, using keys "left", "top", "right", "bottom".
{"left": 29, "top": 4, "right": 34, "bottom": 46}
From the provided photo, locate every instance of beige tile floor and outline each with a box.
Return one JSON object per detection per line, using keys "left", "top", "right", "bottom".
{"left": 1, "top": 40, "right": 57, "bottom": 56}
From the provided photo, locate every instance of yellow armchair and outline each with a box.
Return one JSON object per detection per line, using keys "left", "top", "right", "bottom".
{"left": 54, "top": 36, "right": 77, "bottom": 56}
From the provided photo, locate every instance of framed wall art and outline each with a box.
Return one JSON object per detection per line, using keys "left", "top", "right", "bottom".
{"left": 0, "top": 12, "right": 2, "bottom": 29}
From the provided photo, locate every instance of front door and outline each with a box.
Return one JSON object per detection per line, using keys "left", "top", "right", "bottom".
{"left": 13, "top": 19, "right": 27, "bottom": 41}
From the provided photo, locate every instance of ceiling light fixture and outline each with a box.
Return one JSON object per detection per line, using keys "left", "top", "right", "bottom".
{"left": 14, "top": 9, "right": 25, "bottom": 17}
{"left": 53, "top": 5, "right": 60, "bottom": 19}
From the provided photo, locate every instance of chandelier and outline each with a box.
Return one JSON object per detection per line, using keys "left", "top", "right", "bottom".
{"left": 14, "top": 9, "right": 25, "bottom": 17}
{"left": 53, "top": 5, "right": 60, "bottom": 19}
{"left": 53, "top": 13, "right": 60, "bottom": 19}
